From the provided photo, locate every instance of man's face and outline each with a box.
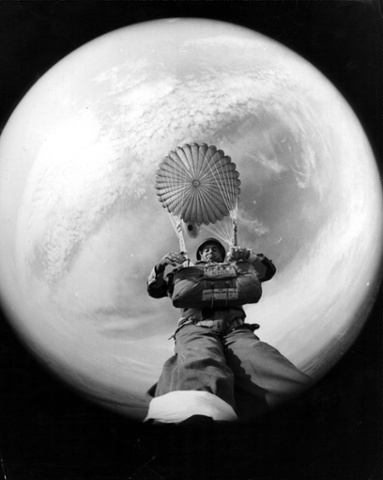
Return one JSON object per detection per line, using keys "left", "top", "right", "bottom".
{"left": 200, "top": 243, "right": 224, "bottom": 262}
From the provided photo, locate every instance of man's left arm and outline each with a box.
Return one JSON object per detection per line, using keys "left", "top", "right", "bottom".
{"left": 227, "top": 247, "right": 276, "bottom": 282}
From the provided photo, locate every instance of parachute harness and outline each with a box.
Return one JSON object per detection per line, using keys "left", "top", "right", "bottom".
{"left": 156, "top": 143, "right": 241, "bottom": 257}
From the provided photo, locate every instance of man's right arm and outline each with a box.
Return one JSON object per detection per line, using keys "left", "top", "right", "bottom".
{"left": 147, "top": 265, "right": 169, "bottom": 298}
{"left": 147, "top": 252, "right": 187, "bottom": 299}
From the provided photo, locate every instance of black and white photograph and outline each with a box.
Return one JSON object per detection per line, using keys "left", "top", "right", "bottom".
{"left": 0, "top": 2, "right": 381, "bottom": 479}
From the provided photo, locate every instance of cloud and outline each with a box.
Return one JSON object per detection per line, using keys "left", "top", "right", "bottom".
{"left": 245, "top": 151, "right": 286, "bottom": 175}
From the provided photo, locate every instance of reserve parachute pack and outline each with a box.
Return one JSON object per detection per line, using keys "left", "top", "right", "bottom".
{"left": 170, "top": 261, "right": 262, "bottom": 309}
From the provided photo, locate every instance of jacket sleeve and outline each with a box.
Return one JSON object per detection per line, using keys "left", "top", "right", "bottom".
{"left": 147, "top": 266, "right": 170, "bottom": 298}
{"left": 248, "top": 253, "right": 276, "bottom": 282}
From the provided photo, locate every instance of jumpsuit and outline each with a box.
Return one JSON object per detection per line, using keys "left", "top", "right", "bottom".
{"left": 146, "top": 259, "right": 312, "bottom": 421}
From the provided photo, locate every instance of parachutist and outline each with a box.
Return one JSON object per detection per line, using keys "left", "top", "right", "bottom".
{"left": 145, "top": 238, "right": 312, "bottom": 424}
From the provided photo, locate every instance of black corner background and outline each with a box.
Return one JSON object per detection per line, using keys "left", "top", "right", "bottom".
{"left": 0, "top": 2, "right": 381, "bottom": 480}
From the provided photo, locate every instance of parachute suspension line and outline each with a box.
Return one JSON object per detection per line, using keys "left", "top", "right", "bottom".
{"left": 175, "top": 219, "right": 188, "bottom": 256}
{"left": 228, "top": 178, "right": 239, "bottom": 247}
{"left": 163, "top": 149, "right": 190, "bottom": 264}
{"left": 207, "top": 155, "right": 232, "bottom": 213}
{"left": 231, "top": 197, "right": 239, "bottom": 247}
{"left": 167, "top": 213, "right": 190, "bottom": 266}
{"left": 232, "top": 221, "right": 238, "bottom": 247}
{"left": 228, "top": 162, "right": 239, "bottom": 246}
{"left": 167, "top": 212, "right": 180, "bottom": 238}
{"left": 205, "top": 150, "right": 239, "bottom": 246}
{"left": 166, "top": 148, "right": 187, "bottom": 240}
{"left": 202, "top": 214, "right": 236, "bottom": 247}
{"left": 179, "top": 162, "right": 191, "bottom": 260}
{"left": 202, "top": 222, "right": 231, "bottom": 246}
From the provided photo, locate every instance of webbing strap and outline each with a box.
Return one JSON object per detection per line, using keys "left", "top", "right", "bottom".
{"left": 176, "top": 221, "right": 190, "bottom": 267}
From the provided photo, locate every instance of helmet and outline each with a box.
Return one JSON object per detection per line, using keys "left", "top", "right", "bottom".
{"left": 196, "top": 238, "right": 226, "bottom": 261}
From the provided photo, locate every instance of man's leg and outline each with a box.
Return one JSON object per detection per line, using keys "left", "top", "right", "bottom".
{"left": 224, "top": 327, "right": 312, "bottom": 420}
{"left": 154, "top": 323, "right": 236, "bottom": 409}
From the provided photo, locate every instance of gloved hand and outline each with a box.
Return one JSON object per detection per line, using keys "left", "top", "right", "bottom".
{"left": 227, "top": 246, "right": 251, "bottom": 262}
{"left": 156, "top": 252, "right": 187, "bottom": 272}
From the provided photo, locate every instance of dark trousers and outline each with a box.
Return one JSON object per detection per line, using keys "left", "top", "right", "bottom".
{"left": 153, "top": 323, "right": 311, "bottom": 421}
